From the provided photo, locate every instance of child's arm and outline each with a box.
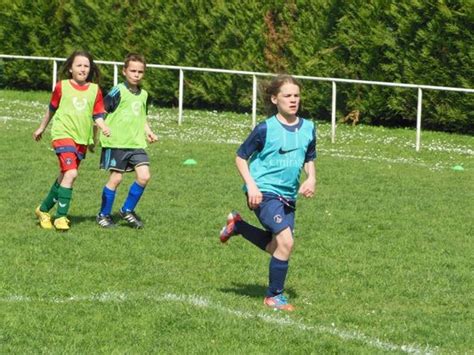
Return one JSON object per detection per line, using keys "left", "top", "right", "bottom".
{"left": 88, "top": 125, "right": 99, "bottom": 153}
{"left": 235, "top": 155, "right": 262, "bottom": 209}
{"left": 145, "top": 122, "right": 158, "bottom": 143}
{"left": 298, "top": 161, "right": 316, "bottom": 198}
{"left": 33, "top": 108, "right": 54, "bottom": 141}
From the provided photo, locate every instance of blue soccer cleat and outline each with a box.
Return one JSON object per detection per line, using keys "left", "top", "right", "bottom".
{"left": 264, "top": 294, "right": 295, "bottom": 311}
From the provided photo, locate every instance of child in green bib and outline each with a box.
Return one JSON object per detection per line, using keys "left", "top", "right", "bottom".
{"left": 97, "top": 53, "right": 158, "bottom": 229}
{"left": 33, "top": 50, "right": 110, "bottom": 231}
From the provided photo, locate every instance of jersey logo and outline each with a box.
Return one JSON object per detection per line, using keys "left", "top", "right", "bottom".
{"left": 278, "top": 147, "right": 298, "bottom": 154}
{"left": 72, "top": 97, "right": 87, "bottom": 111}
{"left": 131, "top": 101, "right": 142, "bottom": 116}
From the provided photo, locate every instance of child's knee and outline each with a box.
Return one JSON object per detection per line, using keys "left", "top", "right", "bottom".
{"left": 63, "top": 169, "right": 78, "bottom": 181}
{"left": 283, "top": 238, "right": 294, "bottom": 253}
{"left": 136, "top": 171, "right": 151, "bottom": 186}
{"left": 275, "top": 227, "right": 294, "bottom": 254}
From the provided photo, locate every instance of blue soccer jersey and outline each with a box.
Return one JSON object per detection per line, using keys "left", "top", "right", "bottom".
{"left": 237, "top": 115, "right": 316, "bottom": 199}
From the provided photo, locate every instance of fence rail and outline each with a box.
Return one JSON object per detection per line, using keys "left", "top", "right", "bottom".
{"left": 1, "top": 54, "right": 473, "bottom": 151}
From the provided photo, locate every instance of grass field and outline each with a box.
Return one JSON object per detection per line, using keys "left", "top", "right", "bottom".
{"left": 0, "top": 89, "right": 473, "bottom": 354}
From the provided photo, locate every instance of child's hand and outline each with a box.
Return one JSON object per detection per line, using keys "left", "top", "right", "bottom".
{"left": 101, "top": 125, "right": 111, "bottom": 137}
{"left": 147, "top": 131, "right": 158, "bottom": 143}
{"left": 33, "top": 128, "right": 44, "bottom": 141}
{"left": 247, "top": 184, "right": 263, "bottom": 209}
{"left": 88, "top": 144, "right": 95, "bottom": 153}
{"left": 298, "top": 178, "right": 316, "bottom": 198}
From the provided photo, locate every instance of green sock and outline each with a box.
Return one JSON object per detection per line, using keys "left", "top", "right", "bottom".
{"left": 55, "top": 186, "right": 73, "bottom": 218}
{"left": 40, "top": 180, "right": 60, "bottom": 212}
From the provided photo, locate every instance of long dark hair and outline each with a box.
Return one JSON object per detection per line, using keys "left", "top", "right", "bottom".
{"left": 60, "top": 50, "right": 100, "bottom": 83}
{"left": 262, "top": 74, "right": 301, "bottom": 116}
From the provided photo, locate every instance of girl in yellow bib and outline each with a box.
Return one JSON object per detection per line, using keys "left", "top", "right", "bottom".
{"left": 96, "top": 53, "right": 157, "bottom": 229}
{"left": 33, "top": 50, "right": 111, "bottom": 231}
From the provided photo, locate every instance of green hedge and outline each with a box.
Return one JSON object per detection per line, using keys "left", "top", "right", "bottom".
{"left": 0, "top": 0, "right": 472, "bottom": 133}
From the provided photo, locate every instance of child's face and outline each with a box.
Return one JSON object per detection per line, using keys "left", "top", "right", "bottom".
{"left": 69, "top": 55, "right": 90, "bottom": 84}
{"left": 123, "top": 60, "right": 145, "bottom": 88}
{"left": 271, "top": 83, "right": 300, "bottom": 117}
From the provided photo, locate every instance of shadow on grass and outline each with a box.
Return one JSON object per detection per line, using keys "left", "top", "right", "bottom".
{"left": 69, "top": 214, "right": 97, "bottom": 225}
{"left": 220, "top": 282, "right": 297, "bottom": 299}
{"left": 70, "top": 214, "right": 144, "bottom": 229}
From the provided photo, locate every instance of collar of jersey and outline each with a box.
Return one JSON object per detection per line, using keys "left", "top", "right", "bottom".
{"left": 273, "top": 115, "right": 303, "bottom": 132}
{"left": 123, "top": 81, "right": 142, "bottom": 95}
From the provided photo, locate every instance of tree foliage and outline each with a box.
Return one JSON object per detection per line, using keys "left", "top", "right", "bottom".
{"left": 0, "top": 0, "right": 472, "bottom": 132}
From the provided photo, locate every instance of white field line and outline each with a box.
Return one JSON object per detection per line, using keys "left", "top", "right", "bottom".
{"left": 1, "top": 291, "right": 437, "bottom": 354}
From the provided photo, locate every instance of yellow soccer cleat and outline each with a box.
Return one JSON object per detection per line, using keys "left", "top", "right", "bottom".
{"left": 35, "top": 206, "right": 53, "bottom": 229}
{"left": 54, "top": 216, "right": 70, "bottom": 231}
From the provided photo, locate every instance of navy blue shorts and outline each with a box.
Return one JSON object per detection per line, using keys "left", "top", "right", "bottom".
{"left": 100, "top": 148, "right": 149, "bottom": 172}
{"left": 252, "top": 193, "right": 296, "bottom": 235}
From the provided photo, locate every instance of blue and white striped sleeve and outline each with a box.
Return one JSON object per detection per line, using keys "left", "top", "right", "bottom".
{"left": 104, "top": 85, "right": 121, "bottom": 114}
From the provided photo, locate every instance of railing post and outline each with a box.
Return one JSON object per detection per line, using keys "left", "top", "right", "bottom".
{"left": 252, "top": 75, "right": 257, "bottom": 128}
{"left": 178, "top": 69, "right": 184, "bottom": 125}
{"left": 52, "top": 60, "right": 57, "bottom": 91}
{"left": 331, "top": 81, "right": 337, "bottom": 143}
{"left": 416, "top": 87, "right": 423, "bottom": 152}
{"left": 113, "top": 64, "right": 118, "bottom": 86}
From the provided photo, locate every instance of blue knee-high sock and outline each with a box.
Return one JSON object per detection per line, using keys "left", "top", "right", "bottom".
{"left": 121, "top": 181, "right": 145, "bottom": 213}
{"left": 100, "top": 186, "right": 116, "bottom": 216}
{"left": 236, "top": 220, "right": 272, "bottom": 251}
{"left": 266, "top": 256, "right": 289, "bottom": 297}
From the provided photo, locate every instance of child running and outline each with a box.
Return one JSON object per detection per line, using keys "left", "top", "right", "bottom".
{"left": 33, "top": 50, "right": 110, "bottom": 231}
{"left": 219, "top": 74, "right": 317, "bottom": 311}
{"left": 96, "top": 53, "right": 158, "bottom": 229}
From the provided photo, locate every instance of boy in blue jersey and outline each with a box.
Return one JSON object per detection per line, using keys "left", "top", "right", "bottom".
{"left": 219, "top": 74, "right": 316, "bottom": 311}
{"left": 96, "top": 53, "right": 158, "bottom": 229}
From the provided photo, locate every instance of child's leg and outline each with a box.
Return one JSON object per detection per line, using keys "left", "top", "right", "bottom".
{"left": 55, "top": 169, "right": 77, "bottom": 218}
{"left": 220, "top": 211, "right": 272, "bottom": 248}
{"left": 237, "top": 220, "right": 273, "bottom": 250}
{"left": 135, "top": 165, "right": 151, "bottom": 187}
{"left": 121, "top": 165, "right": 150, "bottom": 212}
{"left": 266, "top": 227, "right": 294, "bottom": 297}
{"left": 36, "top": 174, "right": 63, "bottom": 229}
{"left": 39, "top": 177, "right": 61, "bottom": 212}
{"left": 99, "top": 171, "right": 123, "bottom": 216}
{"left": 245, "top": 195, "right": 293, "bottom": 253}
{"left": 48, "top": 140, "right": 87, "bottom": 229}
{"left": 251, "top": 196, "right": 295, "bottom": 297}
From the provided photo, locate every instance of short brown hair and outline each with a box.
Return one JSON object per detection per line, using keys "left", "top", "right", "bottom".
{"left": 124, "top": 53, "right": 146, "bottom": 69}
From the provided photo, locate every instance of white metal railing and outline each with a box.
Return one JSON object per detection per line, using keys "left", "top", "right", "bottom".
{"left": 1, "top": 54, "right": 473, "bottom": 151}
